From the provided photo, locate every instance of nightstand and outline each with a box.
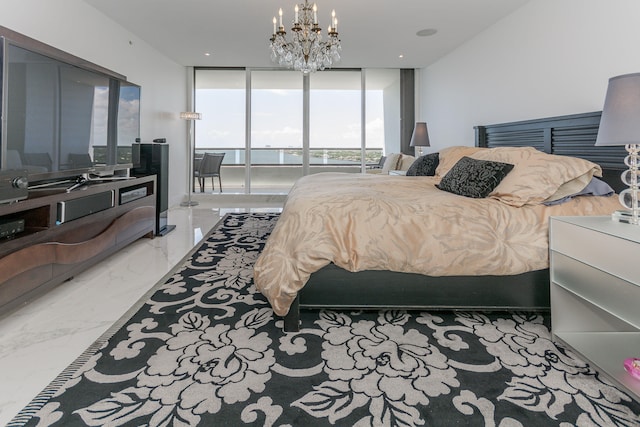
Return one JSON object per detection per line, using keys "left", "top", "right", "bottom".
{"left": 549, "top": 216, "right": 640, "bottom": 402}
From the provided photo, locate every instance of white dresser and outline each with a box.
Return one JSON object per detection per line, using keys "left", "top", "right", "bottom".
{"left": 549, "top": 216, "right": 640, "bottom": 401}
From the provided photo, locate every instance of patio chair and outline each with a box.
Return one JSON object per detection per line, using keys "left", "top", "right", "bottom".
{"left": 195, "top": 152, "right": 225, "bottom": 193}
{"left": 192, "top": 153, "right": 203, "bottom": 191}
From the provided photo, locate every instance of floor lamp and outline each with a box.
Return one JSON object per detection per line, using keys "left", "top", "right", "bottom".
{"left": 180, "top": 112, "right": 202, "bottom": 207}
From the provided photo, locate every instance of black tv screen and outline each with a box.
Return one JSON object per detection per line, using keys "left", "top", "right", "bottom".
{"left": 0, "top": 28, "right": 140, "bottom": 183}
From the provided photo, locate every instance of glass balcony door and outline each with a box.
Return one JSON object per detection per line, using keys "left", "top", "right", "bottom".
{"left": 365, "top": 69, "right": 400, "bottom": 166}
{"left": 194, "top": 68, "right": 400, "bottom": 194}
{"left": 250, "top": 70, "right": 303, "bottom": 192}
{"left": 194, "top": 69, "right": 245, "bottom": 191}
{"left": 309, "top": 70, "right": 363, "bottom": 174}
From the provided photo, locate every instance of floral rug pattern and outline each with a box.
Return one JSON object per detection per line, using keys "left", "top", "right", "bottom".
{"left": 10, "top": 213, "right": 640, "bottom": 426}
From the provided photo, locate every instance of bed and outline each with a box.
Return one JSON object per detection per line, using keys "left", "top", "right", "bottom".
{"left": 253, "top": 111, "right": 627, "bottom": 332}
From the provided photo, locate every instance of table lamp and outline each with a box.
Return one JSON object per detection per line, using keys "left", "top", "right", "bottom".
{"left": 410, "top": 122, "right": 430, "bottom": 156}
{"left": 595, "top": 73, "right": 640, "bottom": 225}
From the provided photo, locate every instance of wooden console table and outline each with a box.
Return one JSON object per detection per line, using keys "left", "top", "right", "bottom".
{"left": 0, "top": 176, "right": 156, "bottom": 312}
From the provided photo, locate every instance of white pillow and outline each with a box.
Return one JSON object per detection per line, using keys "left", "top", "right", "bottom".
{"left": 398, "top": 154, "right": 416, "bottom": 171}
{"left": 381, "top": 153, "right": 402, "bottom": 173}
{"left": 435, "top": 146, "right": 485, "bottom": 178}
{"left": 470, "top": 146, "right": 602, "bottom": 206}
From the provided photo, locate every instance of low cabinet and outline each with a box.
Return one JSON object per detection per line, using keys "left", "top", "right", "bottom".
{"left": 550, "top": 216, "right": 640, "bottom": 402}
{"left": 0, "top": 176, "right": 156, "bottom": 312}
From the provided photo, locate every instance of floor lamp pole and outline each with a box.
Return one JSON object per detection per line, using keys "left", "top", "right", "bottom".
{"left": 180, "top": 114, "right": 200, "bottom": 207}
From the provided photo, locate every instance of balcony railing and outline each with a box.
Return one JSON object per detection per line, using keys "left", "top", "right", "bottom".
{"left": 193, "top": 147, "right": 383, "bottom": 166}
{"left": 189, "top": 147, "right": 384, "bottom": 193}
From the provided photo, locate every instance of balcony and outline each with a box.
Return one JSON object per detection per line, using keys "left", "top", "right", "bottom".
{"left": 193, "top": 147, "right": 382, "bottom": 194}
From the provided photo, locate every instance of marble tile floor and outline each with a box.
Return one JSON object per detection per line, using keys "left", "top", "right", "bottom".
{"left": 0, "top": 200, "right": 282, "bottom": 425}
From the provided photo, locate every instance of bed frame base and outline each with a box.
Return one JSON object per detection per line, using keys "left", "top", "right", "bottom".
{"left": 283, "top": 265, "right": 550, "bottom": 332}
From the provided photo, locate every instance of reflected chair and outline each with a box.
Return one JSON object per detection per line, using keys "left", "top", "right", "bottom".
{"left": 6, "top": 150, "right": 51, "bottom": 173}
{"left": 68, "top": 153, "right": 94, "bottom": 169}
{"left": 195, "top": 152, "right": 225, "bottom": 193}
{"left": 5, "top": 150, "right": 24, "bottom": 170}
{"left": 23, "top": 152, "right": 53, "bottom": 171}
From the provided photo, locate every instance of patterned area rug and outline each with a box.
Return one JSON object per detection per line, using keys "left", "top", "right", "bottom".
{"left": 9, "top": 212, "right": 640, "bottom": 426}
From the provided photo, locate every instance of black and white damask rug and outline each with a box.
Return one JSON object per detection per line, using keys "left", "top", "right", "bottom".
{"left": 9, "top": 213, "right": 640, "bottom": 426}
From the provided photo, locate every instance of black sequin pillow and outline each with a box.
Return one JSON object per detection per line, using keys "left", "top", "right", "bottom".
{"left": 406, "top": 153, "right": 440, "bottom": 176}
{"left": 436, "top": 156, "right": 514, "bottom": 198}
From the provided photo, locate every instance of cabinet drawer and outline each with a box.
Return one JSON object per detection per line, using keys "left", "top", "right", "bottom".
{"left": 551, "top": 251, "right": 640, "bottom": 328}
{"left": 550, "top": 219, "right": 638, "bottom": 284}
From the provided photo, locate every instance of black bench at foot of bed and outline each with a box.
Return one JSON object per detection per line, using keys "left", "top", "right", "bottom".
{"left": 282, "top": 265, "right": 550, "bottom": 332}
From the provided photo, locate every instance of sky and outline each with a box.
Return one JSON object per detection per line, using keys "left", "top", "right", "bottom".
{"left": 194, "top": 88, "right": 385, "bottom": 150}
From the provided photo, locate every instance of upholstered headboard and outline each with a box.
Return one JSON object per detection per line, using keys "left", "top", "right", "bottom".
{"left": 474, "top": 111, "right": 627, "bottom": 193}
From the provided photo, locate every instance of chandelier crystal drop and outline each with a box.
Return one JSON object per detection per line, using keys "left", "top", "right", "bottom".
{"left": 269, "top": 0, "right": 341, "bottom": 73}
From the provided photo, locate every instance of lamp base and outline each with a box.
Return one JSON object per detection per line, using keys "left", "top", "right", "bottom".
{"left": 618, "top": 144, "right": 639, "bottom": 225}
{"left": 611, "top": 210, "right": 636, "bottom": 224}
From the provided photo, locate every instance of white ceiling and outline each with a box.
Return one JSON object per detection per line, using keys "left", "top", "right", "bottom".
{"left": 83, "top": 0, "right": 529, "bottom": 69}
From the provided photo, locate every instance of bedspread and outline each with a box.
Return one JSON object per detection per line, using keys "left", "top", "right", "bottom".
{"left": 253, "top": 172, "right": 620, "bottom": 316}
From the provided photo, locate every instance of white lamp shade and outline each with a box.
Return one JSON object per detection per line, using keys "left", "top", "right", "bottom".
{"left": 410, "top": 122, "right": 430, "bottom": 147}
{"left": 595, "top": 72, "right": 640, "bottom": 146}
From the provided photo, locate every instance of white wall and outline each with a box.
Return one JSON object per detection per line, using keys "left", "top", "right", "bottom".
{"left": 1, "top": 0, "right": 188, "bottom": 206}
{"left": 419, "top": 0, "right": 640, "bottom": 150}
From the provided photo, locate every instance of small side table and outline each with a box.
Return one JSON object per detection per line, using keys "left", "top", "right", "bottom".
{"left": 549, "top": 215, "right": 640, "bottom": 402}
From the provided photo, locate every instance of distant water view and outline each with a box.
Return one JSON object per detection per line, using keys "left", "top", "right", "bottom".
{"left": 195, "top": 148, "right": 382, "bottom": 166}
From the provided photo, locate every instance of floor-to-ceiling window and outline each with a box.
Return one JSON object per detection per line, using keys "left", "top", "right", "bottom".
{"left": 365, "top": 69, "right": 401, "bottom": 161}
{"left": 194, "top": 69, "right": 245, "bottom": 190}
{"left": 309, "top": 70, "right": 362, "bottom": 175}
{"left": 194, "top": 68, "right": 401, "bottom": 194}
{"left": 250, "top": 70, "right": 303, "bottom": 191}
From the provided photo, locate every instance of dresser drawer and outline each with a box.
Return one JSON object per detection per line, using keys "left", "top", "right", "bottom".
{"left": 551, "top": 251, "right": 640, "bottom": 328}
{"left": 550, "top": 219, "right": 638, "bottom": 284}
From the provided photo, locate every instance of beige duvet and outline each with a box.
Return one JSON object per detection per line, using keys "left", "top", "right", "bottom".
{"left": 253, "top": 172, "right": 620, "bottom": 316}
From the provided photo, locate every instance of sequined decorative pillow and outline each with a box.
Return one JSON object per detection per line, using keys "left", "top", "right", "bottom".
{"left": 436, "top": 156, "right": 514, "bottom": 198}
{"left": 406, "top": 153, "right": 440, "bottom": 176}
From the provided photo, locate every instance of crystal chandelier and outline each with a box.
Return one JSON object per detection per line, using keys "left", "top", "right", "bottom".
{"left": 270, "top": 0, "right": 341, "bottom": 73}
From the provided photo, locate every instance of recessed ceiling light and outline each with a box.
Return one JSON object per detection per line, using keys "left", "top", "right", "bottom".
{"left": 399, "top": 54, "right": 404, "bottom": 59}
{"left": 205, "top": 52, "right": 211, "bottom": 56}
{"left": 416, "top": 28, "right": 438, "bottom": 37}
